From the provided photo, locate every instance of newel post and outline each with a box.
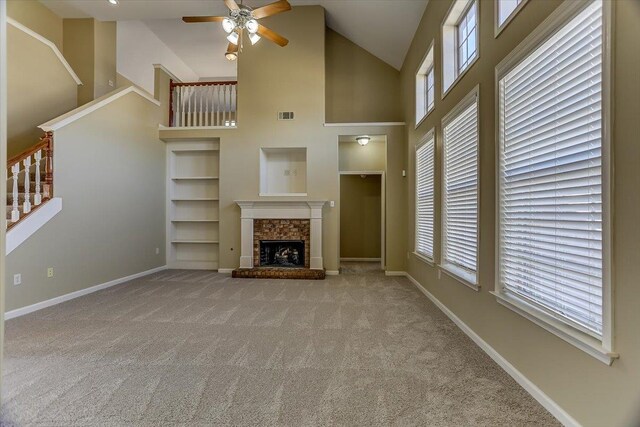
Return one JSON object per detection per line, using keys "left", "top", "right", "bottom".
{"left": 42, "top": 131, "right": 53, "bottom": 199}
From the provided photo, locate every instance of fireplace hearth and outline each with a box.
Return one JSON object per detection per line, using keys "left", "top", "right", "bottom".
{"left": 260, "top": 240, "right": 305, "bottom": 268}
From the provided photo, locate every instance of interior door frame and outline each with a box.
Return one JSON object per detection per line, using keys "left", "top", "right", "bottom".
{"left": 338, "top": 171, "right": 386, "bottom": 270}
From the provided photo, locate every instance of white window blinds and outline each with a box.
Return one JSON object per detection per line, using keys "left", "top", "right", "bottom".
{"left": 498, "top": 0, "right": 604, "bottom": 336}
{"left": 416, "top": 132, "right": 435, "bottom": 259}
{"left": 443, "top": 95, "right": 479, "bottom": 281}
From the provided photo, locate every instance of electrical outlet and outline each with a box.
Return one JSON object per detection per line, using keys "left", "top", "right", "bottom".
{"left": 108, "top": 79, "right": 114, "bottom": 87}
{"left": 330, "top": 201, "right": 335, "bottom": 207}
{"left": 47, "top": 267, "right": 54, "bottom": 278}
{"left": 155, "top": 247, "right": 160, "bottom": 255}
{"left": 13, "top": 274, "right": 21, "bottom": 286}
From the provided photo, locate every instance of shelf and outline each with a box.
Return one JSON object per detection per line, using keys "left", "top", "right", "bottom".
{"left": 171, "top": 219, "right": 219, "bottom": 223}
{"left": 171, "top": 198, "right": 219, "bottom": 201}
{"left": 171, "top": 176, "right": 219, "bottom": 180}
{"left": 171, "top": 240, "right": 219, "bottom": 244}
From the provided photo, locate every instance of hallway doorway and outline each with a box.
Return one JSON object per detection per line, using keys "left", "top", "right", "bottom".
{"left": 339, "top": 172, "right": 385, "bottom": 269}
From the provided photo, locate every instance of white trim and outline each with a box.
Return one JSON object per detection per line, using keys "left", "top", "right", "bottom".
{"left": 439, "top": 262, "right": 479, "bottom": 291}
{"left": 493, "top": 0, "right": 614, "bottom": 360}
{"left": 415, "top": 40, "right": 435, "bottom": 127}
{"left": 403, "top": 272, "right": 581, "bottom": 427}
{"left": 259, "top": 193, "right": 308, "bottom": 197}
{"left": 324, "top": 122, "right": 405, "bottom": 127}
{"left": 6, "top": 18, "right": 82, "bottom": 85}
{"left": 493, "top": 292, "right": 617, "bottom": 365}
{"left": 159, "top": 125, "right": 238, "bottom": 131}
{"left": 39, "top": 86, "right": 160, "bottom": 132}
{"left": 340, "top": 258, "right": 381, "bottom": 262}
{"left": 4, "top": 265, "right": 168, "bottom": 320}
{"left": 6, "top": 198, "right": 62, "bottom": 255}
{"left": 495, "top": 0, "right": 530, "bottom": 37}
{"left": 325, "top": 270, "right": 340, "bottom": 276}
{"left": 153, "top": 63, "right": 182, "bottom": 83}
{"left": 218, "top": 268, "right": 234, "bottom": 274}
{"left": 339, "top": 170, "right": 384, "bottom": 176}
{"left": 413, "top": 252, "right": 435, "bottom": 266}
{"left": 384, "top": 271, "right": 406, "bottom": 277}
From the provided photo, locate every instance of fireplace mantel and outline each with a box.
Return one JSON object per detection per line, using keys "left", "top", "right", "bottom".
{"left": 236, "top": 200, "right": 326, "bottom": 270}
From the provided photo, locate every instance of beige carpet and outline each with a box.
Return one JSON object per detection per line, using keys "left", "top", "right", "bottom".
{"left": 1, "top": 263, "right": 559, "bottom": 426}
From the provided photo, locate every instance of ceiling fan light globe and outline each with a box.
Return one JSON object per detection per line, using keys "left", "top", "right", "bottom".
{"left": 227, "top": 32, "right": 239, "bottom": 45}
{"left": 225, "top": 52, "right": 238, "bottom": 61}
{"left": 246, "top": 19, "right": 259, "bottom": 34}
{"left": 249, "top": 33, "right": 261, "bottom": 45}
{"left": 222, "top": 17, "right": 235, "bottom": 33}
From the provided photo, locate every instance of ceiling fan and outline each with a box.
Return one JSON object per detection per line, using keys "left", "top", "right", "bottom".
{"left": 183, "top": 0, "right": 291, "bottom": 61}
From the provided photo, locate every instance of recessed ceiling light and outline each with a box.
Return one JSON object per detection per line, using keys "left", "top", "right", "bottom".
{"left": 108, "top": 0, "right": 119, "bottom": 5}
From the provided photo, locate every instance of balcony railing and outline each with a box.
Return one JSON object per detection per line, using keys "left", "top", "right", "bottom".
{"left": 169, "top": 80, "right": 237, "bottom": 128}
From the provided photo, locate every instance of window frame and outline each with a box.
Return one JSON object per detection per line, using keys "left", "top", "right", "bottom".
{"left": 415, "top": 40, "right": 435, "bottom": 128}
{"left": 455, "top": 0, "right": 478, "bottom": 75}
{"left": 493, "top": 0, "right": 616, "bottom": 365}
{"left": 440, "top": 85, "right": 480, "bottom": 290}
{"left": 495, "top": 0, "right": 529, "bottom": 37}
{"left": 441, "top": 0, "right": 480, "bottom": 99}
{"left": 414, "top": 128, "right": 436, "bottom": 264}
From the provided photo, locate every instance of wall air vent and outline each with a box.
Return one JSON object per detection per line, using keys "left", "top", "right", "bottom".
{"left": 278, "top": 112, "right": 295, "bottom": 121}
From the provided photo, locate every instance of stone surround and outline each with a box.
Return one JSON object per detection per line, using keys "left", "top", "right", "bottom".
{"left": 253, "top": 219, "right": 311, "bottom": 268}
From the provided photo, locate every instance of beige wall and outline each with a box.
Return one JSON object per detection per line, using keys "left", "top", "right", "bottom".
{"left": 6, "top": 0, "right": 63, "bottom": 51}
{"left": 63, "top": 19, "right": 94, "bottom": 106}
{"left": 340, "top": 174, "right": 382, "bottom": 259}
{"left": 325, "top": 29, "right": 402, "bottom": 123}
{"left": 158, "top": 6, "right": 407, "bottom": 273}
{"left": 93, "top": 21, "right": 117, "bottom": 99}
{"left": 1, "top": 0, "right": 8, "bottom": 398}
{"left": 339, "top": 137, "right": 386, "bottom": 172}
{"left": 7, "top": 24, "right": 77, "bottom": 156}
{"left": 401, "top": 0, "right": 640, "bottom": 425}
{"left": 5, "top": 92, "right": 166, "bottom": 312}
{"left": 154, "top": 67, "right": 172, "bottom": 126}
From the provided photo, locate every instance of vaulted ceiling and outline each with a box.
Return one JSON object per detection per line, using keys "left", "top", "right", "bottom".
{"left": 41, "top": 0, "right": 427, "bottom": 77}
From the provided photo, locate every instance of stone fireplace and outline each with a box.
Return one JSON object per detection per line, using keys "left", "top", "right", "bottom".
{"left": 234, "top": 201, "right": 326, "bottom": 278}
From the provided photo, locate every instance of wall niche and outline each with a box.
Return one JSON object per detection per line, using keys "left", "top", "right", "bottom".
{"left": 259, "top": 147, "right": 307, "bottom": 196}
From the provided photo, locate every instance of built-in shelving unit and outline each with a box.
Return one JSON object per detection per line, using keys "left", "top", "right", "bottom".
{"left": 166, "top": 140, "right": 220, "bottom": 270}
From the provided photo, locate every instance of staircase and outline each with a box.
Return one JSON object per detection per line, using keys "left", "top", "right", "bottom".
{"left": 6, "top": 132, "right": 54, "bottom": 229}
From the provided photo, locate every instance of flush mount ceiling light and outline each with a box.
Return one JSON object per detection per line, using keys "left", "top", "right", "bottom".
{"left": 356, "top": 136, "right": 371, "bottom": 146}
{"left": 108, "top": 0, "right": 119, "bottom": 5}
{"left": 183, "top": 0, "right": 291, "bottom": 61}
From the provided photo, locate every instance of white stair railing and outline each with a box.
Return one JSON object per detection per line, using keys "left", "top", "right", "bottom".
{"left": 170, "top": 81, "right": 237, "bottom": 128}
{"left": 6, "top": 132, "right": 54, "bottom": 228}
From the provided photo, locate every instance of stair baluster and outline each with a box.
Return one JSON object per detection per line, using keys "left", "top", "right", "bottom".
{"left": 33, "top": 150, "right": 42, "bottom": 206}
{"left": 10, "top": 163, "right": 19, "bottom": 222}
{"left": 22, "top": 157, "right": 31, "bottom": 214}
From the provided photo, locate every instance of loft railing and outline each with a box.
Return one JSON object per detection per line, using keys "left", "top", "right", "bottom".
{"left": 169, "top": 80, "right": 237, "bottom": 128}
{"left": 6, "top": 132, "right": 54, "bottom": 229}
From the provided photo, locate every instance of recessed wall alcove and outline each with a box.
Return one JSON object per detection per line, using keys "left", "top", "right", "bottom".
{"left": 259, "top": 147, "right": 307, "bottom": 196}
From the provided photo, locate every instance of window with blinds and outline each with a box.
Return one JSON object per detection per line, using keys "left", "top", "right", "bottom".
{"left": 416, "top": 131, "right": 435, "bottom": 260}
{"left": 497, "top": 0, "right": 605, "bottom": 337}
{"left": 442, "top": 91, "right": 479, "bottom": 284}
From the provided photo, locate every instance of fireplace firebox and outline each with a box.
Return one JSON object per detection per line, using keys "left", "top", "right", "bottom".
{"left": 259, "top": 240, "right": 305, "bottom": 268}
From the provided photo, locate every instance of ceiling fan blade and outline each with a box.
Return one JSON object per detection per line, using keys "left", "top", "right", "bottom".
{"left": 257, "top": 24, "right": 289, "bottom": 47}
{"left": 224, "top": 0, "right": 240, "bottom": 11}
{"left": 251, "top": 0, "right": 292, "bottom": 19}
{"left": 227, "top": 42, "right": 238, "bottom": 53}
{"left": 182, "top": 16, "right": 225, "bottom": 23}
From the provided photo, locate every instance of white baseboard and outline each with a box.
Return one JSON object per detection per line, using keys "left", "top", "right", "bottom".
{"left": 218, "top": 268, "right": 234, "bottom": 274}
{"left": 340, "top": 258, "right": 381, "bottom": 262}
{"left": 384, "top": 271, "right": 406, "bottom": 277}
{"left": 401, "top": 272, "right": 580, "bottom": 427}
{"left": 4, "top": 265, "right": 168, "bottom": 320}
{"left": 325, "top": 270, "right": 340, "bottom": 276}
